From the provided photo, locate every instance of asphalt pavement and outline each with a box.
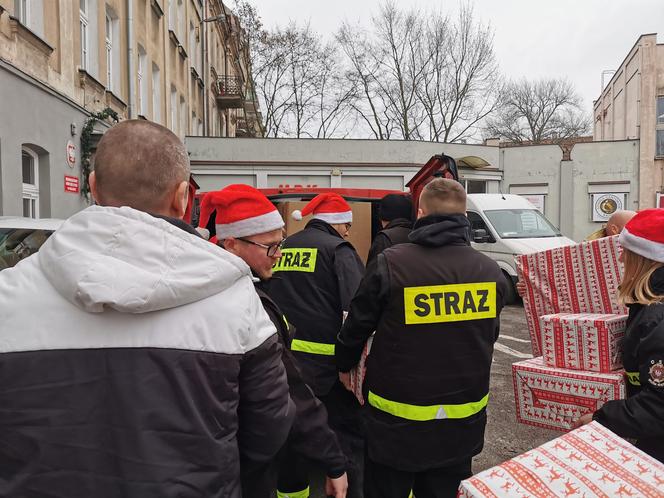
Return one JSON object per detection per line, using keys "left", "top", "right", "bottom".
{"left": 305, "top": 304, "right": 561, "bottom": 497}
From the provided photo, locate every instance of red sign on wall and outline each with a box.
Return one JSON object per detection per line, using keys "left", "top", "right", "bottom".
{"left": 64, "top": 175, "right": 80, "bottom": 193}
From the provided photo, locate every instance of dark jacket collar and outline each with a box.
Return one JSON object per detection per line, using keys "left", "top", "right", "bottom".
{"left": 305, "top": 218, "right": 344, "bottom": 240}
{"left": 384, "top": 218, "right": 413, "bottom": 230}
{"left": 408, "top": 214, "right": 470, "bottom": 248}
{"left": 151, "top": 213, "right": 202, "bottom": 237}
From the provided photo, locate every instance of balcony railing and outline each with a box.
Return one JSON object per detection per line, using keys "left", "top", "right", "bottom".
{"left": 214, "top": 76, "right": 245, "bottom": 109}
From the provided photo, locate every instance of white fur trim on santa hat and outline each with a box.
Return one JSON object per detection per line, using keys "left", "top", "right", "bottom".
{"left": 292, "top": 210, "right": 303, "bottom": 221}
{"left": 620, "top": 228, "right": 664, "bottom": 263}
{"left": 217, "top": 209, "right": 284, "bottom": 239}
{"left": 313, "top": 211, "right": 353, "bottom": 224}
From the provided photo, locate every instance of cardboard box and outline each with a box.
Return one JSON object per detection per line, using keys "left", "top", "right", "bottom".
{"left": 540, "top": 313, "right": 627, "bottom": 372}
{"left": 458, "top": 421, "right": 664, "bottom": 497}
{"left": 516, "top": 236, "right": 625, "bottom": 357}
{"left": 276, "top": 200, "right": 373, "bottom": 264}
{"left": 512, "top": 357, "right": 625, "bottom": 432}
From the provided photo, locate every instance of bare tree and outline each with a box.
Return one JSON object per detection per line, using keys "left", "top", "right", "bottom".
{"left": 314, "top": 43, "right": 358, "bottom": 138}
{"left": 339, "top": 1, "right": 500, "bottom": 142}
{"left": 417, "top": 4, "right": 501, "bottom": 142}
{"left": 338, "top": 23, "right": 394, "bottom": 139}
{"left": 485, "top": 78, "right": 591, "bottom": 143}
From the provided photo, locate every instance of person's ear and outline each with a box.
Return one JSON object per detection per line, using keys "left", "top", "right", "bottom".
{"left": 224, "top": 237, "right": 239, "bottom": 255}
{"left": 417, "top": 207, "right": 425, "bottom": 219}
{"left": 89, "top": 171, "right": 100, "bottom": 205}
{"left": 171, "top": 181, "right": 189, "bottom": 219}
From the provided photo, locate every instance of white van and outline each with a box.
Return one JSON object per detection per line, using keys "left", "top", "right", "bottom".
{"left": 466, "top": 194, "right": 575, "bottom": 303}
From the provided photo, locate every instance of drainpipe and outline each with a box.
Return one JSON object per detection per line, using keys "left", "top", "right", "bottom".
{"left": 126, "top": 0, "right": 135, "bottom": 118}
{"left": 202, "top": 0, "right": 208, "bottom": 136}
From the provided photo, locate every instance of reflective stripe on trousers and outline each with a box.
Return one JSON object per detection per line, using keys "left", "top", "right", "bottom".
{"left": 277, "top": 486, "right": 310, "bottom": 498}
{"left": 368, "top": 391, "right": 489, "bottom": 421}
{"left": 291, "top": 339, "right": 335, "bottom": 356}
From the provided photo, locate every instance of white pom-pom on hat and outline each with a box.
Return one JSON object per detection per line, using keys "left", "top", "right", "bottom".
{"left": 195, "top": 227, "right": 210, "bottom": 240}
{"left": 292, "top": 210, "right": 303, "bottom": 221}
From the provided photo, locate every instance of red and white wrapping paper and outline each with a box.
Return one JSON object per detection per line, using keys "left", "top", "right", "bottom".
{"left": 458, "top": 421, "right": 664, "bottom": 498}
{"left": 513, "top": 357, "right": 625, "bottom": 432}
{"left": 540, "top": 313, "right": 627, "bottom": 372}
{"left": 348, "top": 336, "right": 373, "bottom": 405}
{"left": 516, "top": 236, "right": 625, "bottom": 357}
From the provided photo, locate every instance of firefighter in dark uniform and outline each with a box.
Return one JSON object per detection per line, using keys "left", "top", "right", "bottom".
{"left": 366, "top": 194, "right": 413, "bottom": 265}
{"left": 197, "top": 185, "right": 349, "bottom": 498}
{"left": 336, "top": 178, "right": 508, "bottom": 498}
{"left": 575, "top": 209, "right": 664, "bottom": 463}
{"left": 269, "top": 193, "right": 365, "bottom": 498}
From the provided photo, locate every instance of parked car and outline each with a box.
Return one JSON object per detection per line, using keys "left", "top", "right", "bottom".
{"left": 466, "top": 194, "right": 575, "bottom": 303}
{"left": 0, "top": 217, "right": 64, "bottom": 271}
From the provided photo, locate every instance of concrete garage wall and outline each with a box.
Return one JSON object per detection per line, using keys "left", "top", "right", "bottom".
{"left": 501, "top": 140, "right": 639, "bottom": 242}
{"left": 502, "top": 145, "right": 563, "bottom": 227}
{"left": 186, "top": 137, "right": 503, "bottom": 193}
{"left": 565, "top": 141, "right": 639, "bottom": 241}
{"left": 0, "top": 64, "right": 99, "bottom": 218}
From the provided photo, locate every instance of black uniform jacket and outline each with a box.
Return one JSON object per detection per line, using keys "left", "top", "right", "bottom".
{"left": 253, "top": 281, "right": 347, "bottom": 478}
{"left": 594, "top": 267, "right": 664, "bottom": 462}
{"left": 270, "top": 219, "right": 365, "bottom": 396}
{"left": 366, "top": 218, "right": 412, "bottom": 265}
{"left": 336, "top": 214, "right": 507, "bottom": 472}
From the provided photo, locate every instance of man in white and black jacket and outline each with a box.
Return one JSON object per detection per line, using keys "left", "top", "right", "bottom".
{"left": 0, "top": 121, "right": 295, "bottom": 498}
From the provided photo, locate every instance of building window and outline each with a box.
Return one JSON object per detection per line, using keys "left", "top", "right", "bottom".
{"left": 80, "top": 0, "right": 89, "bottom": 70}
{"left": 21, "top": 148, "right": 39, "bottom": 219}
{"left": 180, "top": 96, "right": 186, "bottom": 136}
{"left": 465, "top": 180, "right": 487, "bottom": 194}
{"left": 137, "top": 45, "right": 148, "bottom": 116}
{"left": 657, "top": 97, "right": 664, "bottom": 157}
{"left": 189, "top": 22, "right": 196, "bottom": 68}
{"left": 152, "top": 63, "right": 161, "bottom": 123}
{"left": 198, "top": 118, "right": 203, "bottom": 136}
{"left": 105, "top": 13, "right": 113, "bottom": 88}
{"left": 170, "top": 86, "right": 177, "bottom": 131}
{"left": 14, "top": 0, "right": 29, "bottom": 25}
{"left": 191, "top": 112, "right": 197, "bottom": 135}
{"left": 177, "top": 0, "right": 184, "bottom": 40}
{"left": 168, "top": 0, "right": 175, "bottom": 32}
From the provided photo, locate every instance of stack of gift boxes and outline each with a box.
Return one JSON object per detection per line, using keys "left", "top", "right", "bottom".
{"left": 458, "top": 421, "right": 664, "bottom": 497}
{"left": 513, "top": 235, "right": 628, "bottom": 431}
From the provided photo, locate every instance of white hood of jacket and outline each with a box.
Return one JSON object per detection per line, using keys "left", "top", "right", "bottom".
{"left": 39, "top": 205, "right": 250, "bottom": 314}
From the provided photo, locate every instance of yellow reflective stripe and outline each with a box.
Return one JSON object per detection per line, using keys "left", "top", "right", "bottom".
{"left": 277, "top": 487, "right": 310, "bottom": 498}
{"left": 403, "top": 282, "right": 497, "bottom": 325}
{"left": 273, "top": 248, "right": 318, "bottom": 273}
{"left": 282, "top": 315, "right": 289, "bottom": 329}
{"left": 368, "top": 391, "right": 489, "bottom": 421}
{"left": 626, "top": 371, "right": 641, "bottom": 386}
{"left": 291, "top": 339, "right": 335, "bottom": 356}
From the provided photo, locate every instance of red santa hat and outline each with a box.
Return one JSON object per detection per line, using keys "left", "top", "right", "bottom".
{"left": 292, "top": 193, "right": 352, "bottom": 224}
{"left": 619, "top": 209, "right": 664, "bottom": 263}
{"left": 198, "top": 184, "right": 284, "bottom": 239}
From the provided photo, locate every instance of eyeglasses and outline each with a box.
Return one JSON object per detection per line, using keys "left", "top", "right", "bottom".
{"left": 237, "top": 238, "right": 284, "bottom": 257}
{"left": 344, "top": 223, "right": 352, "bottom": 230}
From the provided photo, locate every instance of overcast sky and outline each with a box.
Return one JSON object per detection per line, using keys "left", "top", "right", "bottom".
{"left": 249, "top": 0, "right": 663, "bottom": 115}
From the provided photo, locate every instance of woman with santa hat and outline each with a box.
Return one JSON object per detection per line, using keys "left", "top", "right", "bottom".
{"left": 576, "top": 209, "right": 664, "bottom": 463}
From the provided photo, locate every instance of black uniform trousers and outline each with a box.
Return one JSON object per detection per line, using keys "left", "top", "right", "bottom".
{"left": 364, "top": 456, "right": 471, "bottom": 498}
{"left": 277, "top": 381, "right": 365, "bottom": 498}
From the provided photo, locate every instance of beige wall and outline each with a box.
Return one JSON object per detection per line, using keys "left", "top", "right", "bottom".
{"left": 593, "top": 33, "right": 664, "bottom": 208}
{"left": 0, "top": 0, "right": 259, "bottom": 138}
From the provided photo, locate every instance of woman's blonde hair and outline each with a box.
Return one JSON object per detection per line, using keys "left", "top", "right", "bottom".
{"left": 619, "top": 248, "right": 664, "bottom": 305}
